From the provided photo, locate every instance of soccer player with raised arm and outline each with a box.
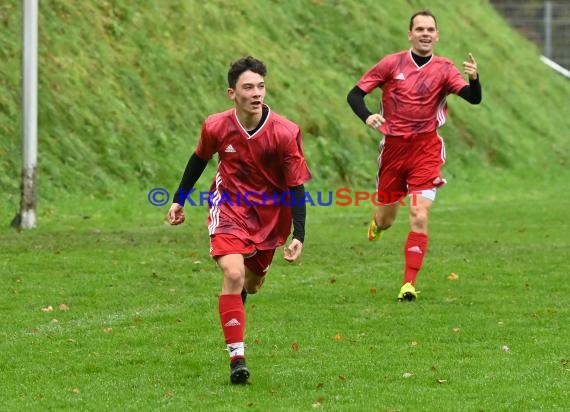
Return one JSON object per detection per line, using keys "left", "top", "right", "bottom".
{"left": 347, "top": 10, "right": 482, "bottom": 301}
{"left": 167, "top": 56, "right": 311, "bottom": 384}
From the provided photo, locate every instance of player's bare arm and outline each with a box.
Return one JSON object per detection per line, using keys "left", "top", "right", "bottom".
{"left": 283, "top": 238, "right": 303, "bottom": 262}
{"left": 458, "top": 53, "right": 482, "bottom": 104}
{"left": 462, "top": 52, "right": 478, "bottom": 80}
{"left": 167, "top": 203, "right": 185, "bottom": 225}
{"left": 366, "top": 113, "right": 386, "bottom": 130}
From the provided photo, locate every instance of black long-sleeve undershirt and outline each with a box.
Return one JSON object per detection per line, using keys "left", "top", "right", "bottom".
{"left": 458, "top": 77, "right": 482, "bottom": 104}
{"left": 172, "top": 152, "right": 208, "bottom": 205}
{"left": 346, "top": 86, "right": 372, "bottom": 123}
{"left": 289, "top": 184, "right": 306, "bottom": 243}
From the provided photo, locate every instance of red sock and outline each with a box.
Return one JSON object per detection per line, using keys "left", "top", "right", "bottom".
{"left": 403, "top": 231, "right": 429, "bottom": 285}
{"left": 218, "top": 294, "right": 245, "bottom": 361}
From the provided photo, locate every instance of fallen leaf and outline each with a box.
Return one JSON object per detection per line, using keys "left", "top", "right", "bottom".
{"left": 164, "top": 390, "right": 174, "bottom": 397}
{"left": 329, "top": 277, "right": 336, "bottom": 284}
{"left": 431, "top": 365, "right": 437, "bottom": 372}
{"left": 334, "top": 333, "right": 343, "bottom": 341}
{"left": 193, "top": 260, "right": 201, "bottom": 264}
{"left": 447, "top": 273, "right": 459, "bottom": 281}
{"left": 501, "top": 345, "right": 510, "bottom": 352}
{"left": 41, "top": 305, "right": 53, "bottom": 312}
{"left": 316, "top": 383, "right": 324, "bottom": 389}
{"left": 436, "top": 379, "right": 447, "bottom": 384}
{"left": 370, "top": 287, "right": 377, "bottom": 296}
{"left": 71, "top": 388, "right": 80, "bottom": 395}
{"left": 410, "top": 341, "right": 418, "bottom": 347}
{"left": 452, "top": 327, "right": 461, "bottom": 333}
{"left": 291, "top": 342, "right": 300, "bottom": 352}
{"left": 51, "top": 319, "right": 59, "bottom": 324}
{"left": 561, "top": 359, "right": 569, "bottom": 366}
{"left": 58, "top": 303, "right": 70, "bottom": 311}
{"left": 312, "top": 396, "right": 325, "bottom": 408}
{"left": 402, "top": 372, "right": 414, "bottom": 378}
{"left": 338, "top": 374, "right": 346, "bottom": 381}
{"left": 103, "top": 327, "right": 113, "bottom": 334}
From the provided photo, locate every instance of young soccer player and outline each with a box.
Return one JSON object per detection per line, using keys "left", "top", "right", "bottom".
{"left": 167, "top": 56, "right": 311, "bottom": 384}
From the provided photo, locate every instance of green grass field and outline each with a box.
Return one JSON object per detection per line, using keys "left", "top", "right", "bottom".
{"left": 2, "top": 1, "right": 569, "bottom": 410}
{"left": 1, "top": 173, "right": 568, "bottom": 411}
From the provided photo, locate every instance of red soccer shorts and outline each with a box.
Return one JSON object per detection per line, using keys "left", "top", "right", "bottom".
{"left": 376, "top": 131, "right": 447, "bottom": 203}
{"left": 210, "top": 234, "right": 276, "bottom": 277}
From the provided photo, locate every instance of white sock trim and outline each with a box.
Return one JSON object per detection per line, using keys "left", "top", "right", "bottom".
{"left": 227, "top": 342, "right": 245, "bottom": 358}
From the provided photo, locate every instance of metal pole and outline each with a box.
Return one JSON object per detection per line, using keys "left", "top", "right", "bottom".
{"left": 15, "top": 0, "right": 39, "bottom": 229}
{"left": 544, "top": 0, "right": 552, "bottom": 59}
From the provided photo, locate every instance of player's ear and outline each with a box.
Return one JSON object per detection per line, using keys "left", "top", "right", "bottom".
{"left": 227, "top": 88, "right": 235, "bottom": 100}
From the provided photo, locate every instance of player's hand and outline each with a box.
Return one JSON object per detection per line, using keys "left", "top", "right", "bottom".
{"left": 283, "top": 238, "right": 303, "bottom": 262}
{"left": 463, "top": 53, "right": 478, "bottom": 80}
{"left": 366, "top": 114, "right": 385, "bottom": 130}
{"left": 167, "top": 203, "right": 185, "bottom": 225}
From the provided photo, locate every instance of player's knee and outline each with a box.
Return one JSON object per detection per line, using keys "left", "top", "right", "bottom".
{"left": 223, "top": 267, "right": 244, "bottom": 284}
{"left": 410, "top": 208, "right": 429, "bottom": 230}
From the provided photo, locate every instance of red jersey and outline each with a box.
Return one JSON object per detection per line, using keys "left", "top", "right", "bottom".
{"left": 357, "top": 50, "right": 468, "bottom": 138}
{"left": 195, "top": 105, "right": 311, "bottom": 250}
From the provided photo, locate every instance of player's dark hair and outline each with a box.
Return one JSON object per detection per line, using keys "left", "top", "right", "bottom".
{"left": 227, "top": 56, "right": 267, "bottom": 88}
{"left": 409, "top": 10, "right": 437, "bottom": 31}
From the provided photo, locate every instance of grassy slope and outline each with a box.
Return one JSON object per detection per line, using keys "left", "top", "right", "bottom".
{"left": 1, "top": 0, "right": 569, "bottom": 214}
